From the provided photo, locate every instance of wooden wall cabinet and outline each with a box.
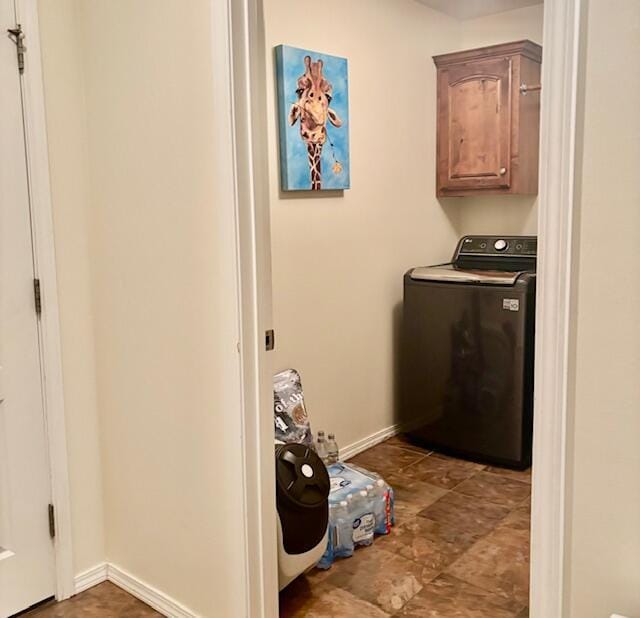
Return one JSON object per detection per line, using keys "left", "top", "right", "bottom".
{"left": 433, "top": 40, "right": 542, "bottom": 197}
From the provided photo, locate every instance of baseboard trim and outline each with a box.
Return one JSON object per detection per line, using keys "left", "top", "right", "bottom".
{"left": 341, "top": 422, "right": 402, "bottom": 461}
{"left": 74, "top": 562, "right": 197, "bottom": 617}
{"left": 108, "top": 563, "right": 197, "bottom": 617}
{"left": 74, "top": 563, "right": 108, "bottom": 594}
{"left": 71, "top": 424, "right": 404, "bottom": 614}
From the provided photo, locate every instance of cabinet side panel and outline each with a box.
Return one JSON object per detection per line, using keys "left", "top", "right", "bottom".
{"left": 509, "top": 55, "right": 523, "bottom": 193}
{"left": 516, "top": 56, "right": 542, "bottom": 194}
{"left": 436, "top": 67, "right": 450, "bottom": 196}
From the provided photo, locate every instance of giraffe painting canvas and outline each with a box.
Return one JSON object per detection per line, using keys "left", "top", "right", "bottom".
{"left": 276, "top": 45, "right": 350, "bottom": 191}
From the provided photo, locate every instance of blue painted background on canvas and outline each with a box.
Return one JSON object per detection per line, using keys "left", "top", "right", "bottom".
{"left": 276, "top": 45, "right": 350, "bottom": 191}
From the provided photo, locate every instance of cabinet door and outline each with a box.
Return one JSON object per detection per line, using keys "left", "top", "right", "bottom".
{"left": 438, "top": 57, "right": 512, "bottom": 193}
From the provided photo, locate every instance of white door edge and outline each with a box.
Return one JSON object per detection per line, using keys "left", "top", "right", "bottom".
{"left": 216, "top": 0, "right": 279, "bottom": 616}
{"left": 531, "top": 1, "right": 582, "bottom": 617}
{"left": 16, "top": 0, "right": 75, "bottom": 600}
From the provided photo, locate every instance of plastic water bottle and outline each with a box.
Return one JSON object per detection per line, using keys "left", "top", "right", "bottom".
{"left": 317, "top": 503, "right": 337, "bottom": 569}
{"left": 371, "top": 479, "right": 389, "bottom": 534}
{"left": 367, "top": 483, "right": 375, "bottom": 500}
{"left": 334, "top": 499, "right": 354, "bottom": 558}
{"left": 351, "top": 489, "right": 374, "bottom": 546}
{"left": 315, "top": 431, "right": 329, "bottom": 464}
{"left": 326, "top": 433, "right": 339, "bottom": 464}
{"left": 388, "top": 485, "right": 396, "bottom": 527}
{"left": 365, "top": 484, "right": 375, "bottom": 518}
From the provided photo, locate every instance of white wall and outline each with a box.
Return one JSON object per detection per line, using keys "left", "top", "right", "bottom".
{"left": 459, "top": 3, "right": 543, "bottom": 48}
{"left": 265, "top": 0, "right": 461, "bottom": 448}
{"left": 38, "top": 1, "right": 248, "bottom": 615}
{"left": 265, "top": 1, "right": 543, "bottom": 450}
{"left": 565, "top": 1, "right": 640, "bottom": 616}
{"left": 37, "top": 0, "right": 105, "bottom": 577}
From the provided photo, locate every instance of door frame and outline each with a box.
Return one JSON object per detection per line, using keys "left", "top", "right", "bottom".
{"left": 225, "top": 0, "right": 583, "bottom": 616}
{"left": 530, "top": 1, "right": 582, "bottom": 616}
{"left": 13, "top": 0, "right": 75, "bottom": 601}
{"left": 218, "top": 0, "right": 279, "bottom": 616}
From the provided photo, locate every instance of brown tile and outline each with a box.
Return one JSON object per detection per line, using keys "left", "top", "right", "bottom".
{"left": 418, "top": 490, "right": 511, "bottom": 539}
{"left": 279, "top": 579, "right": 390, "bottom": 617}
{"left": 376, "top": 515, "right": 475, "bottom": 576}
{"left": 323, "top": 546, "right": 433, "bottom": 614}
{"left": 348, "top": 444, "right": 426, "bottom": 478}
{"left": 384, "top": 472, "right": 448, "bottom": 521}
{"left": 485, "top": 466, "right": 532, "bottom": 484}
{"left": 305, "top": 563, "right": 333, "bottom": 585}
{"left": 383, "top": 434, "right": 431, "bottom": 455}
{"left": 516, "top": 607, "right": 529, "bottom": 617}
{"left": 398, "top": 573, "right": 522, "bottom": 617}
{"left": 499, "top": 502, "right": 531, "bottom": 532}
{"left": 454, "top": 471, "right": 531, "bottom": 509}
{"left": 287, "top": 451, "right": 530, "bottom": 617}
{"left": 447, "top": 525, "right": 530, "bottom": 610}
{"left": 401, "top": 453, "right": 485, "bottom": 489}
{"left": 24, "top": 582, "right": 160, "bottom": 617}
{"left": 279, "top": 576, "right": 315, "bottom": 617}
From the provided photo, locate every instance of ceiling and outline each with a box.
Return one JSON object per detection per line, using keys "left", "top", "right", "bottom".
{"left": 416, "top": 0, "right": 543, "bottom": 20}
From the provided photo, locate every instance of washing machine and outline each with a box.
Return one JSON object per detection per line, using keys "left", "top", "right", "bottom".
{"left": 402, "top": 236, "right": 536, "bottom": 469}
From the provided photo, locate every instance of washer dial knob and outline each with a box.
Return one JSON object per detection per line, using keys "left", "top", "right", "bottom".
{"left": 494, "top": 239, "right": 508, "bottom": 252}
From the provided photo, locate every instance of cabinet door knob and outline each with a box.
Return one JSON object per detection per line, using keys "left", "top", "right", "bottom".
{"left": 499, "top": 167, "right": 507, "bottom": 176}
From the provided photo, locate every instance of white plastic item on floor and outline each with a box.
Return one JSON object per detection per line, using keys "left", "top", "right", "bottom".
{"left": 277, "top": 517, "right": 328, "bottom": 590}
{"left": 275, "top": 443, "right": 330, "bottom": 591}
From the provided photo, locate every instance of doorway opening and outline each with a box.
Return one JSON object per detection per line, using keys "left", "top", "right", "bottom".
{"left": 273, "top": 4, "right": 542, "bottom": 614}
{"left": 232, "top": 0, "right": 580, "bottom": 615}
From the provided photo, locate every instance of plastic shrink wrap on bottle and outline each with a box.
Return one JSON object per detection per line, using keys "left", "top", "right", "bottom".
{"left": 316, "top": 462, "right": 395, "bottom": 569}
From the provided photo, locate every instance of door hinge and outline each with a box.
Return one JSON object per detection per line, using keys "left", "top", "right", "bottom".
{"left": 7, "top": 24, "right": 26, "bottom": 74}
{"left": 33, "top": 278, "right": 42, "bottom": 316}
{"left": 48, "top": 503, "right": 56, "bottom": 539}
{"left": 265, "top": 329, "right": 275, "bottom": 351}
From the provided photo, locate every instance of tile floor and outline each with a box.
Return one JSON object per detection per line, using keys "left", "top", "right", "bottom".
{"left": 280, "top": 435, "right": 531, "bottom": 617}
{"left": 21, "top": 436, "right": 531, "bottom": 617}
{"left": 19, "top": 582, "right": 160, "bottom": 617}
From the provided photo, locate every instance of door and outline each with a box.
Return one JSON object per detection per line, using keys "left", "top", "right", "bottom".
{"left": 437, "top": 57, "right": 512, "bottom": 194}
{"left": 1, "top": 0, "right": 57, "bottom": 614}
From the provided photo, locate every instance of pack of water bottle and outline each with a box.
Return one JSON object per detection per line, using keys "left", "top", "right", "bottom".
{"left": 316, "top": 459, "right": 395, "bottom": 569}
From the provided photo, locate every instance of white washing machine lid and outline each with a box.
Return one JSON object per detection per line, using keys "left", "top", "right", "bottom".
{"left": 410, "top": 264, "right": 524, "bottom": 285}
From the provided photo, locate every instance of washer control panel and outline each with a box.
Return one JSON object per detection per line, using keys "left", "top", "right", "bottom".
{"left": 457, "top": 236, "right": 537, "bottom": 258}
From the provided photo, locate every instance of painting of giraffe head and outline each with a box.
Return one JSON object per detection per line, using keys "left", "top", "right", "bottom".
{"left": 289, "top": 56, "right": 343, "bottom": 190}
{"left": 276, "top": 45, "right": 350, "bottom": 192}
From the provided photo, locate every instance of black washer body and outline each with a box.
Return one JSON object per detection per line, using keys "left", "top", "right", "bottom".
{"left": 401, "top": 236, "right": 536, "bottom": 469}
